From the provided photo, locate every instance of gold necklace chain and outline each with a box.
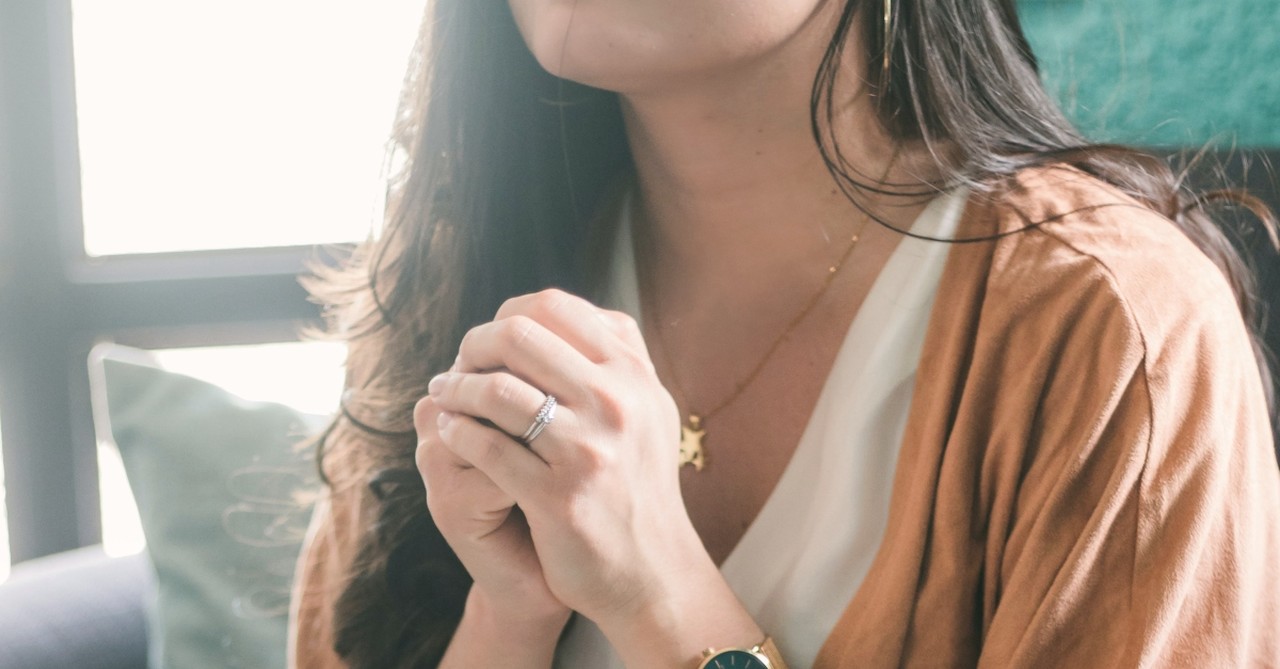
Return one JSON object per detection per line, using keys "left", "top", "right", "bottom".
{"left": 639, "top": 214, "right": 870, "bottom": 472}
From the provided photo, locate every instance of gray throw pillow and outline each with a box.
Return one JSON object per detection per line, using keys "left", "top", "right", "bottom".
{"left": 91, "top": 347, "right": 326, "bottom": 669}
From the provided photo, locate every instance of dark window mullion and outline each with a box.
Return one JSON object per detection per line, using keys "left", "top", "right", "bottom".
{"left": 71, "top": 268, "right": 323, "bottom": 334}
{"left": 0, "top": 0, "right": 92, "bottom": 562}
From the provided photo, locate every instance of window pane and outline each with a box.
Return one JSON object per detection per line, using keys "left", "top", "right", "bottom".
{"left": 99, "top": 341, "right": 346, "bottom": 557}
{"left": 72, "top": 1, "right": 425, "bottom": 256}
{"left": 98, "top": 440, "right": 143, "bottom": 558}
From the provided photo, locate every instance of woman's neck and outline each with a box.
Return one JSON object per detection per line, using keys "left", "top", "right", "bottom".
{"left": 617, "top": 33, "right": 920, "bottom": 316}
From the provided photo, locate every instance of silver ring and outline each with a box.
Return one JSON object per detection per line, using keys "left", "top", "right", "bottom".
{"left": 519, "top": 394, "right": 557, "bottom": 443}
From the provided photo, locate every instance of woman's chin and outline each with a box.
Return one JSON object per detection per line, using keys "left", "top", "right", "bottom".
{"left": 517, "top": 23, "right": 661, "bottom": 92}
{"left": 508, "top": 0, "right": 828, "bottom": 96}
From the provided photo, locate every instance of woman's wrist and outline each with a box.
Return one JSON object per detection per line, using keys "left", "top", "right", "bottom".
{"left": 439, "top": 586, "right": 570, "bottom": 669}
{"left": 594, "top": 551, "right": 764, "bottom": 668}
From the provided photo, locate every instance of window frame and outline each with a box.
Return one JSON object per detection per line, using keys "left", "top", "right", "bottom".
{"left": 0, "top": 0, "right": 343, "bottom": 564}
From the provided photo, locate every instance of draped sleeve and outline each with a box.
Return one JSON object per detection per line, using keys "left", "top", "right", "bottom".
{"left": 816, "top": 167, "right": 1280, "bottom": 667}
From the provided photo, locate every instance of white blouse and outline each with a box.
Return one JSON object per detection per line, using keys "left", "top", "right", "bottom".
{"left": 554, "top": 189, "right": 969, "bottom": 668}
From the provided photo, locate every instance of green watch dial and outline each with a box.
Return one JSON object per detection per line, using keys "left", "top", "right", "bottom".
{"left": 704, "top": 649, "right": 769, "bottom": 668}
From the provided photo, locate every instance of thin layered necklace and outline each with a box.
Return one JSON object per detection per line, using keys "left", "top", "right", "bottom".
{"left": 636, "top": 205, "right": 871, "bottom": 472}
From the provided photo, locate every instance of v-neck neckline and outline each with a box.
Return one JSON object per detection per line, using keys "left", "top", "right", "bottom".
{"left": 602, "top": 188, "right": 970, "bottom": 573}
{"left": 560, "top": 187, "right": 970, "bottom": 668}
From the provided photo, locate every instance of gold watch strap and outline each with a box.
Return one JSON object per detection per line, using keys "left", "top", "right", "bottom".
{"left": 756, "top": 636, "right": 789, "bottom": 669}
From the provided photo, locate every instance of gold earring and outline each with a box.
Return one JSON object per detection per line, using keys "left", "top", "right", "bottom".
{"left": 882, "top": 0, "right": 893, "bottom": 76}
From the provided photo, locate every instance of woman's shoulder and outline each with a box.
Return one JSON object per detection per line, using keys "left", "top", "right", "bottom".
{"left": 956, "top": 164, "right": 1250, "bottom": 358}
{"left": 923, "top": 164, "right": 1270, "bottom": 454}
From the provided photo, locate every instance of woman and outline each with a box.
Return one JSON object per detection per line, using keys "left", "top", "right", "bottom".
{"left": 289, "top": 0, "right": 1280, "bottom": 667}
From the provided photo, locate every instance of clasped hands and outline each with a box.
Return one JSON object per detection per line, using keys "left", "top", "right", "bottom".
{"left": 414, "top": 289, "right": 751, "bottom": 662}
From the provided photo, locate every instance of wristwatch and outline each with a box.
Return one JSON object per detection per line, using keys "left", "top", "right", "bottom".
{"left": 697, "top": 636, "right": 789, "bottom": 669}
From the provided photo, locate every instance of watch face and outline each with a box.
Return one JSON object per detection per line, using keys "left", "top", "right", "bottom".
{"left": 705, "top": 649, "right": 769, "bottom": 668}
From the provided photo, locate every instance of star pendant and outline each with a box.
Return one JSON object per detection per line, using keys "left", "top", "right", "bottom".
{"left": 678, "top": 414, "right": 706, "bottom": 472}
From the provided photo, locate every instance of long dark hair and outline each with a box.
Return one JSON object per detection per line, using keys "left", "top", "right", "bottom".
{"left": 308, "top": 1, "right": 1277, "bottom": 666}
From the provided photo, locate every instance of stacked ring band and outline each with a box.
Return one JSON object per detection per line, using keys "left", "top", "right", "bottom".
{"left": 520, "top": 394, "right": 557, "bottom": 443}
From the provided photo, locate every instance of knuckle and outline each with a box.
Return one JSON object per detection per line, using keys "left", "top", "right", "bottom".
{"left": 496, "top": 293, "right": 533, "bottom": 320}
{"left": 414, "top": 438, "right": 430, "bottom": 475}
{"left": 412, "top": 396, "right": 439, "bottom": 437}
{"left": 415, "top": 439, "right": 447, "bottom": 497}
{"left": 560, "top": 497, "right": 585, "bottom": 532}
{"left": 526, "top": 288, "right": 576, "bottom": 323}
{"left": 501, "top": 315, "right": 538, "bottom": 350}
{"left": 614, "top": 347, "right": 651, "bottom": 374}
{"left": 600, "top": 311, "right": 652, "bottom": 370}
{"left": 607, "top": 308, "right": 640, "bottom": 334}
{"left": 480, "top": 428, "right": 509, "bottom": 467}
{"left": 457, "top": 327, "right": 480, "bottom": 358}
{"left": 604, "top": 309, "right": 643, "bottom": 343}
{"left": 497, "top": 289, "right": 568, "bottom": 321}
{"left": 533, "top": 287, "right": 570, "bottom": 310}
{"left": 589, "top": 386, "right": 631, "bottom": 433}
{"left": 559, "top": 489, "right": 600, "bottom": 535}
{"left": 579, "top": 444, "right": 615, "bottom": 475}
{"left": 426, "top": 493, "right": 458, "bottom": 533}
{"left": 528, "top": 290, "right": 555, "bottom": 313}
{"left": 485, "top": 373, "right": 521, "bottom": 407}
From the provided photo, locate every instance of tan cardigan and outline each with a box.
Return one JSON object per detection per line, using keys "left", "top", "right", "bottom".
{"left": 290, "top": 167, "right": 1280, "bottom": 668}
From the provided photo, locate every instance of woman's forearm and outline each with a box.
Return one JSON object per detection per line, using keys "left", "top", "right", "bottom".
{"left": 439, "top": 587, "right": 569, "bottom": 669}
{"left": 595, "top": 552, "right": 766, "bottom": 668}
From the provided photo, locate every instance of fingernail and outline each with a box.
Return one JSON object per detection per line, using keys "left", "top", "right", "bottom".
{"left": 428, "top": 373, "right": 449, "bottom": 395}
{"left": 437, "top": 411, "right": 455, "bottom": 429}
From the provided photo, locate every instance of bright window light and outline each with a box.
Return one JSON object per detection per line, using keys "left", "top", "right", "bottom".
{"left": 149, "top": 341, "right": 347, "bottom": 416}
{"left": 72, "top": 1, "right": 425, "bottom": 256}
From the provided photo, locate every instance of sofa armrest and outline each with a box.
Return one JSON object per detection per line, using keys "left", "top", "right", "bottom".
{"left": 0, "top": 546, "right": 151, "bottom": 669}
